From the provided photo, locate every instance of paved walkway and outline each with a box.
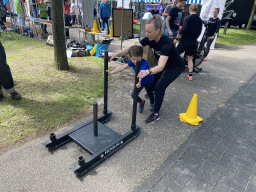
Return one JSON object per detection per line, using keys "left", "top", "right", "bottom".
{"left": 134, "top": 73, "right": 256, "bottom": 192}
{"left": 1, "top": 20, "right": 256, "bottom": 191}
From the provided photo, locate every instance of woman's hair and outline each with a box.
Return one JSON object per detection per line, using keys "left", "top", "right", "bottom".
{"left": 146, "top": 14, "right": 162, "bottom": 32}
{"left": 189, "top": 3, "right": 198, "bottom": 12}
{"left": 128, "top": 45, "right": 143, "bottom": 58}
{"left": 214, "top": 8, "right": 220, "bottom": 13}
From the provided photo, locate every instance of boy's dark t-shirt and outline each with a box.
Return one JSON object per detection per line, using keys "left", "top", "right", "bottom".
{"left": 205, "top": 17, "right": 221, "bottom": 36}
{"left": 127, "top": 59, "right": 154, "bottom": 84}
{"left": 140, "top": 35, "right": 184, "bottom": 70}
{"left": 168, "top": 6, "right": 182, "bottom": 31}
{"left": 179, "top": 14, "right": 202, "bottom": 41}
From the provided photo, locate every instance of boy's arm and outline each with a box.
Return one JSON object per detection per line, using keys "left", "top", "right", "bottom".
{"left": 107, "top": 64, "right": 129, "bottom": 75}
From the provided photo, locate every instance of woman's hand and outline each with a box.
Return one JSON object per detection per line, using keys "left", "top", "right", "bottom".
{"left": 209, "top": 35, "right": 215, "bottom": 40}
{"left": 109, "top": 53, "right": 118, "bottom": 61}
{"left": 138, "top": 70, "right": 150, "bottom": 81}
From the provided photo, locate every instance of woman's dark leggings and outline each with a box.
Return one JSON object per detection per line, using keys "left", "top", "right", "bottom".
{"left": 153, "top": 68, "right": 183, "bottom": 114}
{"left": 131, "top": 83, "right": 154, "bottom": 105}
{"left": 198, "top": 34, "right": 214, "bottom": 57}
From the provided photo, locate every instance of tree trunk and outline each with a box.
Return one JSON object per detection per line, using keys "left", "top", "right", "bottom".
{"left": 246, "top": 0, "right": 256, "bottom": 30}
{"left": 52, "top": 0, "right": 70, "bottom": 70}
{"left": 223, "top": 22, "right": 229, "bottom": 35}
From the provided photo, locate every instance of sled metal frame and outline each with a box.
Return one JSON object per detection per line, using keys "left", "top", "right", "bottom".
{"left": 43, "top": 52, "right": 141, "bottom": 177}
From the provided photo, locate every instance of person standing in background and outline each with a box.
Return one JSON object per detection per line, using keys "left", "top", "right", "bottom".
{"left": 100, "top": 0, "right": 111, "bottom": 33}
{"left": 15, "top": 0, "right": 25, "bottom": 35}
{"left": 162, "top": 0, "right": 177, "bottom": 36}
{"left": 166, "top": 0, "right": 186, "bottom": 38}
{"left": 45, "top": 0, "right": 51, "bottom": 20}
{"left": 70, "top": 0, "right": 77, "bottom": 25}
{"left": 151, "top": 5, "right": 159, "bottom": 15}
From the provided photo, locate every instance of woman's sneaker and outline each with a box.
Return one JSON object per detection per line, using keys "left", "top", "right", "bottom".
{"left": 139, "top": 100, "right": 145, "bottom": 113}
{"left": 150, "top": 104, "right": 154, "bottom": 111}
{"left": 145, "top": 113, "right": 160, "bottom": 124}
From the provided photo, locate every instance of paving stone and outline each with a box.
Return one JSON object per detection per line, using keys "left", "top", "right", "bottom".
{"left": 235, "top": 170, "right": 251, "bottom": 188}
{"left": 245, "top": 183, "right": 256, "bottom": 192}
{"left": 204, "top": 167, "right": 223, "bottom": 187}
{"left": 166, "top": 182, "right": 183, "bottom": 192}
{"left": 174, "top": 168, "right": 193, "bottom": 188}
{"left": 218, "top": 174, "right": 244, "bottom": 192}
{"left": 197, "top": 182, "right": 215, "bottom": 192}
{"left": 169, "top": 160, "right": 187, "bottom": 175}
{"left": 227, "top": 159, "right": 243, "bottom": 174}
{"left": 213, "top": 182, "right": 230, "bottom": 192}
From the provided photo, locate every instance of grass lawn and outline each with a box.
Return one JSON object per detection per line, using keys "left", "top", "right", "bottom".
{"left": 216, "top": 28, "right": 256, "bottom": 45}
{"left": 0, "top": 33, "right": 105, "bottom": 154}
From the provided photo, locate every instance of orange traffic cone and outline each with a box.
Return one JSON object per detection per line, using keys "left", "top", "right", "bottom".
{"left": 179, "top": 94, "right": 203, "bottom": 125}
{"left": 90, "top": 19, "right": 101, "bottom": 34}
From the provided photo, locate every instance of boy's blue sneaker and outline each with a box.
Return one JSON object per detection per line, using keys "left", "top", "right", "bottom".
{"left": 139, "top": 100, "right": 145, "bottom": 113}
{"left": 150, "top": 104, "right": 154, "bottom": 111}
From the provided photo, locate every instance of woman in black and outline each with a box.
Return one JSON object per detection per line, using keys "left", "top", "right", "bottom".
{"left": 110, "top": 15, "right": 184, "bottom": 124}
{"left": 198, "top": 8, "right": 221, "bottom": 61}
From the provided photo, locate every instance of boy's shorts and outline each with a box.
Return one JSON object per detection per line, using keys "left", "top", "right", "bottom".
{"left": 18, "top": 15, "right": 25, "bottom": 27}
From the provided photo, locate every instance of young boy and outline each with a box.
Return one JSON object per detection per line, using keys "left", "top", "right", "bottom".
{"left": 107, "top": 45, "right": 154, "bottom": 113}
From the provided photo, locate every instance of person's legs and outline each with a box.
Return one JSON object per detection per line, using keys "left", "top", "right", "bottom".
{"left": 131, "top": 87, "right": 145, "bottom": 113}
{"left": 102, "top": 17, "right": 109, "bottom": 33}
{"left": 72, "top": 15, "right": 76, "bottom": 25}
{"left": 145, "top": 68, "right": 183, "bottom": 124}
{"left": 0, "top": 62, "right": 21, "bottom": 100}
{"left": 33, "top": 7, "right": 38, "bottom": 18}
{"left": 0, "top": 42, "right": 21, "bottom": 100}
{"left": 131, "top": 87, "right": 143, "bottom": 103}
{"left": 18, "top": 15, "right": 24, "bottom": 35}
{"left": 204, "top": 37, "right": 214, "bottom": 58}
{"left": 144, "top": 83, "right": 155, "bottom": 111}
{"left": 198, "top": 34, "right": 208, "bottom": 54}
{"left": 154, "top": 69, "right": 183, "bottom": 114}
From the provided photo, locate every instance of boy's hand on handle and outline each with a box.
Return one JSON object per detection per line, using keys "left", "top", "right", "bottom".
{"left": 136, "top": 83, "right": 141, "bottom": 88}
{"left": 105, "top": 70, "right": 111, "bottom": 75}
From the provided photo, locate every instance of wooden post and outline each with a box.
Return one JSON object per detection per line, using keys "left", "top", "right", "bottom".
{"left": 223, "top": 22, "right": 229, "bottom": 35}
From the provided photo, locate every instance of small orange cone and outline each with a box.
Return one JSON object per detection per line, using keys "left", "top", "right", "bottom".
{"left": 179, "top": 94, "right": 203, "bottom": 125}
{"left": 90, "top": 19, "right": 101, "bottom": 34}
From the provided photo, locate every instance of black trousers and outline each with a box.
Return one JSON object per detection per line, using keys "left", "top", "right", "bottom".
{"left": 0, "top": 42, "right": 14, "bottom": 92}
{"left": 131, "top": 83, "right": 154, "bottom": 105}
{"left": 153, "top": 68, "right": 183, "bottom": 113}
{"left": 198, "top": 34, "right": 214, "bottom": 57}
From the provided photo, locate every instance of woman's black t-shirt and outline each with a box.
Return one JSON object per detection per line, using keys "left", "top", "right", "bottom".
{"left": 205, "top": 17, "right": 221, "bottom": 36}
{"left": 140, "top": 35, "right": 184, "bottom": 70}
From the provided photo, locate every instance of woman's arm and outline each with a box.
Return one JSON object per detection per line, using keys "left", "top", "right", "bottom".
{"left": 109, "top": 43, "right": 143, "bottom": 61}
{"left": 138, "top": 55, "right": 168, "bottom": 80}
